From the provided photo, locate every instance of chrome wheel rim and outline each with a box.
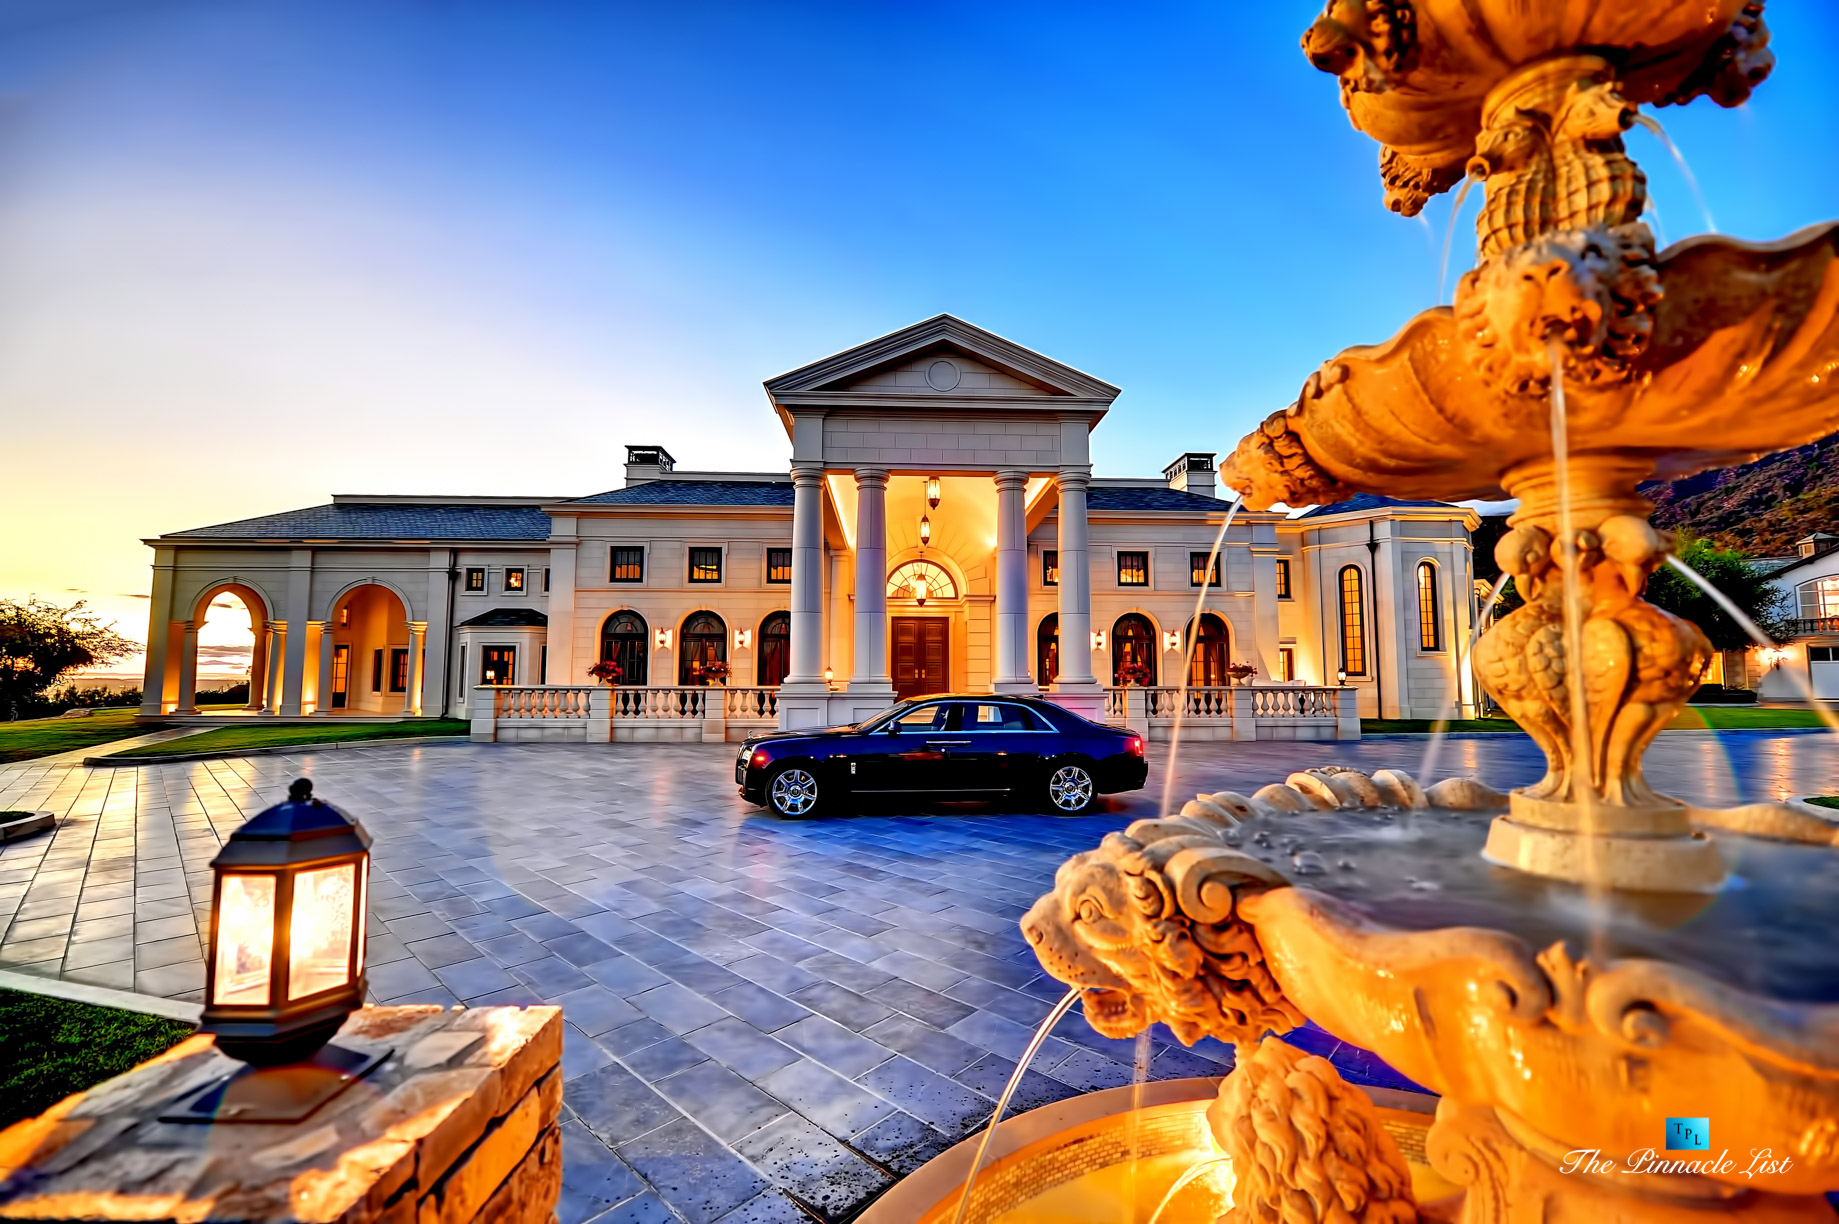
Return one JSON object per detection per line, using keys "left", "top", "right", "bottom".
{"left": 771, "top": 768, "right": 819, "bottom": 816}
{"left": 1048, "top": 766, "right": 1093, "bottom": 812}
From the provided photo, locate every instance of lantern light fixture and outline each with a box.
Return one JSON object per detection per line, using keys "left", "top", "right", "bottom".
{"left": 655, "top": 627, "right": 672, "bottom": 650}
{"left": 913, "top": 574, "right": 929, "bottom": 607}
{"left": 919, "top": 514, "right": 931, "bottom": 547}
{"left": 172, "top": 779, "right": 385, "bottom": 1122}
{"left": 1337, "top": 669, "right": 1348, "bottom": 684}
{"left": 823, "top": 667, "right": 835, "bottom": 689}
{"left": 1091, "top": 630, "right": 1106, "bottom": 651}
{"left": 926, "top": 476, "right": 941, "bottom": 509}
{"left": 1163, "top": 631, "right": 1181, "bottom": 652}
{"left": 734, "top": 628, "right": 752, "bottom": 650}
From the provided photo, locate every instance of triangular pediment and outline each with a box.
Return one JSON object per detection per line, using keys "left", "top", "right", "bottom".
{"left": 764, "top": 314, "right": 1120, "bottom": 402}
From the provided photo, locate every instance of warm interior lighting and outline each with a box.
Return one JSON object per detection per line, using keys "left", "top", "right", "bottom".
{"left": 213, "top": 874, "right": 276, "bottom": 1006}
{"left": 288, "top": 863, "right": 357, "bottom": 1000}
{"left": 919, "top": 514, "right": 931, "bottom": 547}
{"left": 926, "top": 475, "right": 941, "bottom": 508}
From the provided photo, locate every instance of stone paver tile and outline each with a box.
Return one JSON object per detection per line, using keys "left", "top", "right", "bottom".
{"left": 62, "top": 959, "right": 135, "bottom": 991}
{"left": 684, "top": 1018, "right": 800, "bottom": 1080}
{"left": 773, "top": 1016, "right": 892, "bottom": 1079}
{"left": 477, "top": 931, "right": 548, "bottom": 967}
{"left": 616, "top": 1116, "right": 768, "bottom": 1224}
{"left": 786, "top": 981, "right": 892, "bottom": 1032}
{"left": 509, "top": 955, "right": 595, "bottom": 999}
{"left": 758, "top": 1059, "right": 896, "bottom": 1140}
{"left": 366, "top": 932, "right": 411, "bottom": 966}
{"left": 5, "top": 915, "right": 74, "bottom": 942}
{"left": 733, "top": 1113, "right": 891, "bottom": 1224}
{"left": 1047, "top": 1046, "right": 1137, "bottom": 1092}
{"left": 545, "top": 931, "right": 620, "bottom": 968}
{"left": 134, "top": 960, "right": 204, "bottom": 998}
{"left": 656, "top": 955, "right": 746, "bottom": 997}
{"left": 866, "top": 978, "right": 977, "bottom": 1030}
{"left": 557, "top": 1116, "right": 645, "bottom": 1224}
{"left": 857, "top": 1055, "right": 994, "bottom": 1138}
{"left": 368, "top": 955, "right": 441, "bottom": 998}
{"left": 69, "top": 913, "right": 134, "bottom": 941}
{"left": 619, "top": 1035, "right": 710, "bottom": 1082}
{"left": 568, "top": 1061, "right": 684, "bottom": 1146}
{"left": 863, "top": 1015, "right": 985, "bottom": 1077}
{"left": 947, "top": 975, "right": 1054, "bottom": 1026}
{"left": 62, "top": 936, "right": 134, "bottom": 971}
{"left": 945, "top": 1009, "right": 1036, "bottom": 1061}
{"left": 0, "top": 935, "right": 68, "bottom": 965}
{"left": 653, "top": 1060, "right": 787, "bottom": 1143}
{"left": 383, "top": 912, "right": 450, "bottom": 943}
{"left": 631, "top": 982, "right": 729, "bottom": 1035}
{"left": 707, "top": 982, "right": 808, "bottom": 1033}
{"left": 867, "top": 948, "right": 966, "bottom": 992}
{"left": 135, "top": 934, "right": 203, "bottom": 969}
{"left": 553, "top": 984, "right": 643, "bottom": 1037}
{"left": 510, "top": 912, "right": 580, "bottom": 942}
{"left": 562, "top": 1022, "right": 616, "bottom": 1082}
{"left": 952, "top": 1052, "right": 1080, "bottom": 1117}
{"left": 433, "top": 956, "right": 517, "bottom": 1001}
{"left": 593, "top": 1192, "right": 677, "bottom": 1222}
{"left": 406, "top": 933, "right": 481, "bottom": 969}
{"left": 850, "top": 1110, "right": 955, "bottom": 1177}
{"left": 710, "top": 1190, "right": 810, "bottom": 1223}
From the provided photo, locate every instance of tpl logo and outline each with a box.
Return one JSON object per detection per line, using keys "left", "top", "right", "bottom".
{"left": 1666, "top": 1117, "right": 1709, "bottom": 1151}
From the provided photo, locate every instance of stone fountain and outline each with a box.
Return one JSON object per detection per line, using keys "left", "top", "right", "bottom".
{"left": 868, "top": 3, "right": 1839, "bottom": 1221}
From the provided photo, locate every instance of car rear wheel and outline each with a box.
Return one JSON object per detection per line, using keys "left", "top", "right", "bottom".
{"left": 1045, "top": 763, "right": 1096, "bottom": 814}
{"left": 767, "top": 764, "right": 822, "bottom": 818}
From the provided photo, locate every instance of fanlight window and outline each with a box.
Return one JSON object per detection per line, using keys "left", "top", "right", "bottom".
{"left": 888, "top": 560, "right": 957, "bottom": 602}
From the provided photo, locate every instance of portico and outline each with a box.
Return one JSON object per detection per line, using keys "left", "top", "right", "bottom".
{"left": 764, "top": 316, "right": 1117, "bottom": 730}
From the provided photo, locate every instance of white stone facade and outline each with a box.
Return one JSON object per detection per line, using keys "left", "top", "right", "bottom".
{"left": 138, "top": 316, "right": 1481, "bottom": 730}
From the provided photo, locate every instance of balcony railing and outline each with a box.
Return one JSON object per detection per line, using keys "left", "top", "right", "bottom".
{"left": 476, "top": 685, "right": 780, "bottom": 743}
{"left": 1105, "top": 684, "right": 1356, "bottom": 741}
{"left": 1788, "top": 617, "right": 1839, "bottom": 638}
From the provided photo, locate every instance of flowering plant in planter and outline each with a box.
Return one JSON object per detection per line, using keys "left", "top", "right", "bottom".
{"left": 1114, "top": 661, "right": 1153, "bottom": 688}
{"left": 1225, "top": 662, "right": 1259, "bottom": 686}
{"left": 699, "top": 660, "right": 731, "bottom": 686}
{"left": 587, "top": 660, "right": 623, "bottom": 684}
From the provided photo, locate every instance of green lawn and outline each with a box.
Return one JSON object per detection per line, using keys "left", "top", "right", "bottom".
{"left": 108, "top": 718, "right": 472, "bottom": 759}
{"left": 1806, "top": 796, "right": 1839, "bottom": 810}
{"left": 1665, "top": 706, "right": 1831, "bottom": 730}
{"left": 0, "top": 708, "right": 167, "bottom": 764}
{"left": 1362, "top": 717, "right": 1523, "bottom": 734}
{"left": 0, "top": 988, "right": 193, "bottom": 1130}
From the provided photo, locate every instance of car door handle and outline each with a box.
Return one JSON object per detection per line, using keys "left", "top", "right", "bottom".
{"left": 925, "top": 740, "right": 971, "bottom": 746}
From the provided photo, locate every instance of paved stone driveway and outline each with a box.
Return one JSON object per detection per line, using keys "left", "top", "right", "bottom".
{"left": 0, "top": 730, "right": 1832, "bottom": 1223}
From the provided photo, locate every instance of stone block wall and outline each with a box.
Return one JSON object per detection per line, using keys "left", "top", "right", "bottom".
{"left": 0, "top": 1004, "right": 562, "bottom": 1224}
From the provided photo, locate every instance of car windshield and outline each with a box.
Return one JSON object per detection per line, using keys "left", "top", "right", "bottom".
{"left": 851, "top": 701, "right": 918, "bottom": 732}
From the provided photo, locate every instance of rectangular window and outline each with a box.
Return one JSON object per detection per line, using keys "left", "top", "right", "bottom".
{"left": 1338, "top": 566, "right": 1368, "bottom": 676}
{"left": 1042, "top": 550, "right": 1058, "bottom": 587}
{"left": 1277, "top": 646, "right": 1296, "bottom": 683}
{"left": 1416, "top": 561, "right": 1443, "bottom": 651}
{"left": 688, "top": 547, "right": 722, "bottom": 583}
{"left": 610, "top": 547, "right": 645, "bottom": 583}
{"left": 480, "top": 645, "right": 516, "bottom": 686}
{"left": 540, "top": 645, "right": 548, "bottom": 685}
{"left": 388, "top": 648, "right": 409, "bottom": 693}
{"left": 766, "top": 548, "right": 793, "bottom": 584}
{"left": 371, "top": 649, "right": 384, "bottom": 693}
{"left": 464, "top": 567, "right": 485, "bottom": 592}
{"left": 330, "top": 645, "right": 350, "bottom": 709}
{"left": 1117, "top": 551, "right": 1149, "bottom": 587}
{"left": 1275, "top": 558, "right": 1292, "bottom": 599}
{"left": 504, "top": 567, "right": 525, "bottom": 593}
{"left": 1190, "top": 551, "right": 1221, "bottom": 587}
{"left": 542, "top": 568, "right": 551, "bottom": 592}
{"left": 1811, "top": 646, "right": 1835, "bottom": 662}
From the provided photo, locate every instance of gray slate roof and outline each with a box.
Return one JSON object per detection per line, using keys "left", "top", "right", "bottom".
{"left": 1297, "top": 493, "right": 1455, "bottom": 518}
{"left": 457, "top": 608, "right": 549, "bottom": 627}
{"left": 1086, "top": 487, "right": 1235, "bottom": 513}
{"left": 167, "top": 503, "right": 552, "bottom": 541}
{"left": 567, "top": 481, "right": 795, "bottom": 506}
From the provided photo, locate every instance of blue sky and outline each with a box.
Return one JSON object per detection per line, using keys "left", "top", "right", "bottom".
{"left": 3, "top": 1, "right": 1837, "bottom": 655}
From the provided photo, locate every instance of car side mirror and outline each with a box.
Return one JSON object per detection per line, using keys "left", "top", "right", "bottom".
{"left": 885, "top": 723, "right": 900, "bottom": 734}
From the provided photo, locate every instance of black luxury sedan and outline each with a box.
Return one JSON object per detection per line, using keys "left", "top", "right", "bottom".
{"left": 736, "top": 694, "right": 1146, "bottom": 818}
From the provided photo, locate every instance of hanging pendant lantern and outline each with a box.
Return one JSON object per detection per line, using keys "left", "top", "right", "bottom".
{"left": 919, "top": 514, "right": 932, "bottom": 547}
{"left": 926, "top": 476, "right": 941, "bottom": 509}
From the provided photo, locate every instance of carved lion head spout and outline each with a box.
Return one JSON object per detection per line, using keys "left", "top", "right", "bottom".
{"left": 1019, "top": 816, "right": 1303, "bottom": 1045}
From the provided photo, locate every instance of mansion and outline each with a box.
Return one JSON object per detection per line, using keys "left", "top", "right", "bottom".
{"left": 138, "top": 316, "right": 1482, "bottom": 735}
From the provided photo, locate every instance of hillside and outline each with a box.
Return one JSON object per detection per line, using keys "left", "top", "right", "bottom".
{"left": 1641, "top": 431, "right": 1839, "bottom": 557}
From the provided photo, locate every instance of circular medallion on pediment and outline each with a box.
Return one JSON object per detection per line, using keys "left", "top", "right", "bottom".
{"left": 925, "top": 359, "right": 961, "bottom": 391}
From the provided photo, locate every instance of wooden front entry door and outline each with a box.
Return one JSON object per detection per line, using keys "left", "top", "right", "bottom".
{"left": 892, "top": 618, "right": 949, "bottom": 698}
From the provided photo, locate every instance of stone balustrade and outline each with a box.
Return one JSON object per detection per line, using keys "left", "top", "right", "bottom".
{"left": 0, "top": 1004, "right": 562, "bottom": 1224}
{"left": 474, "top": 685, "right": 779, "bottom": 744}
{"left": 1104, "top": 685, "right": 1358, "bottom": 741}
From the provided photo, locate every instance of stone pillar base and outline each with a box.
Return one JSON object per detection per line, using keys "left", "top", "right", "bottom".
{"left": 1482, "top": 812, "right": 1724, "bottom": 893}
{"left": 1044, "top": 684, "right": 1106, "bottom": 723}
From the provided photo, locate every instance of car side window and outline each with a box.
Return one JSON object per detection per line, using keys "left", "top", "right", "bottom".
{"left": 967, "top": 703, "right": 1039, "bottom": 731}
{"left": 889, "top": 703, "right": 955, "bottom": 733}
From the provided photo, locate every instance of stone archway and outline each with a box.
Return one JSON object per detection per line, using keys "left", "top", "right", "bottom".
{"left": 324, "top": 584, "right": 412, "bottom": 714}
{"left": 178, "top": 583, "right": 271, "bottom": 714}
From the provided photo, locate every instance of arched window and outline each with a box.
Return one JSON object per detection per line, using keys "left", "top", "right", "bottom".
{"left": 679, "top": 611, "right": 727, "bottom": 685}
{"left": 600, "top": 611, "right": 648, "bottom": 686}
{"left": 1036, "top": 614, "right": 1059, "bottom": 686}
{"left": 1187, "top": 613, "right": 1229, "bottom": 687}
{"left": 1338, "top": 566, "right": 1367, "bottom": 676}
{"left": 1416, "top": 561, "right": 1442, "bottom": 651}
{"left": 757, "top": 612, "right": 791, "bottom": 687}
{"left": 887, "top": 559, "right": 958, "bottom": 603}
{"left": 1112, "top": 614, "right": 1157, "bottom": 685}
{"left": 1799, "top": 576, "right": 1839, "bottom": 622}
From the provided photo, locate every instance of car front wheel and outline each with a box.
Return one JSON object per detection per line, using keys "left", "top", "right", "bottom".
{"left": 767, "top": 764, "right": 822, "bottom": 818}
{"left": 1045, "top": 763, "right": 1096, "bottom": 814}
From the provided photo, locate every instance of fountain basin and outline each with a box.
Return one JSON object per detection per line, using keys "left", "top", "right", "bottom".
{"left": 858, "top": 1076, "right": 1449, "bottom": 1224}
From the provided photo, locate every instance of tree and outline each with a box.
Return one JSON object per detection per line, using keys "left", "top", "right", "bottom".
{"left": 0, "top": 599, "right": 136, "bottom": 719}
{"left": 1643, "top": 536, "right": 1790, "bottom": 651}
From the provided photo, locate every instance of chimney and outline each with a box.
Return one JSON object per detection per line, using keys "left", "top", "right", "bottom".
{"left": 624, "top": 445, "right": 677, "bottom": 487}
{"left": 1163, "top": 452, "right": 1217, "bottom": 498}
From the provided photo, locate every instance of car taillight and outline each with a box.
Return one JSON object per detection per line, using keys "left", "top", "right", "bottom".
{"left": 751, "top": 751, "right": 770, "bottom": 768}
{"left": 1128, "top": 736, "right": 1144, "bottom": 757}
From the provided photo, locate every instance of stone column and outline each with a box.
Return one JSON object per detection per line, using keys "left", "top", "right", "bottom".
{"left": 545, "top": 540, "right": 577, "bottom": 686}
{"left": 175, "top": 622, "right": 199, "bottom": 714}
{"left": 278, "top": 550, "right": 313, "bottom": 716}
{"left": 317, "top": 622, "right": 337, "bottom": 716}
{"left": 849, "top": 468, "right": 894, "bottom": 693}
{"left": 787, "top": 464, "right": 826, "bottom": 685}
{"left": 245, "top": 621, "right": 268, "bottom": 711}
{"left": 1055, "top": 467, "right": 1097, "bottom": 686}
{"left": 404, "top": 623, "right": 426, "bottom": 715}
{"left": 424, "top": 550, "right": 454, "bottom": 718}
{"left": 138, "top": 551, "right": 177, "bottom": 715}
{"left": 263, "top": 623, "right": 287, "bottom": 716}
{"left": 993, "top": 470, "right": 1034, "bottom": 692}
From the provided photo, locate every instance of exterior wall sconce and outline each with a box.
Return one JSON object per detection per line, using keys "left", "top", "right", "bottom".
{"left": 655, "top": 628, "right": 672, "bottom": 650}
{"left": 175, "top": 778, "right": 385, "bottom": 1122}
{"left": 926, "top": 476, "right": 941, "bottom": 509}
{"left": 1337, "top": 669, "right": 1348, "bottom": 684}
{"left": 919, "top": 514, "right": 931, "bottom": 547}
{"left": 1091, "top": 630, "right": 1106, "bottom": 651}
{"left": 1162, "top": 631, "right": 1181, "bottom": 652}
{"left": 734, "top": 628, "right": 752, "bottom": 650}
{"left": 824, "top": 667, "right": 835, "bottom": 690}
